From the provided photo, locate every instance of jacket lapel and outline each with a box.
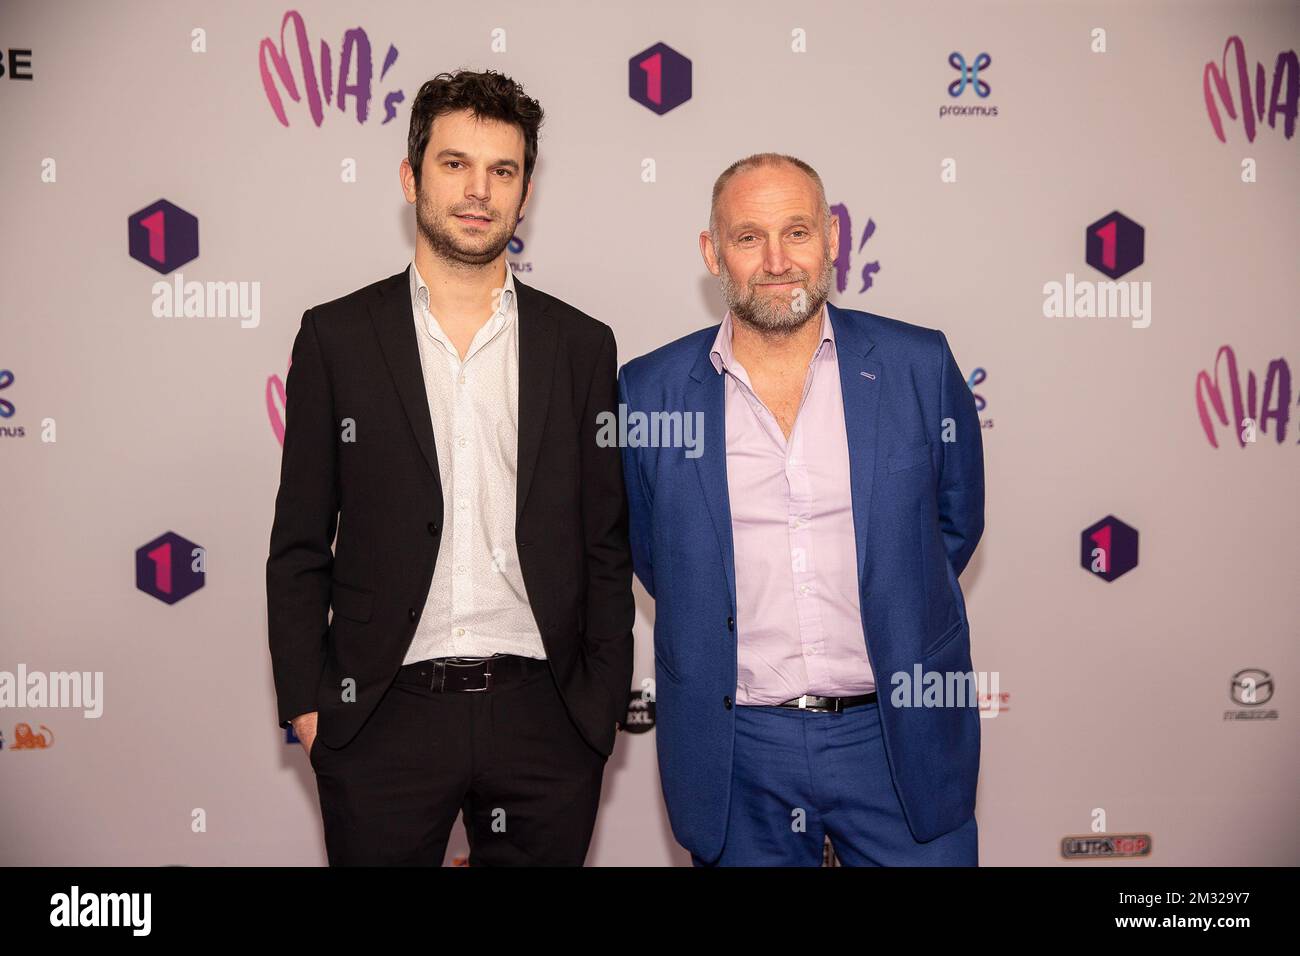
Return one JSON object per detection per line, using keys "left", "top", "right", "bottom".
{"left": 370, "top": 265, "right": 442, "bottom": 484}
{"left": 512, "top": 278, "right": 558, "bottom": 522}
{"left": 828, "top": 302, "right": 881, "bottom": 584}
{"left": 687, "top": 342, "right": 737, "bottom": 609}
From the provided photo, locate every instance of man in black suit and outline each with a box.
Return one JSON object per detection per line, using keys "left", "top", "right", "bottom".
{"left": 266, "top": 70, "right": 634, "bottom": 866}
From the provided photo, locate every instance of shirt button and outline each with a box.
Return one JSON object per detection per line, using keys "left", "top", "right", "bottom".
{"left": 456, "top": 565, "right": 466, "bottom": 575}
{"left": 457, "top": 437, "right": 468, "bottom": 448}
{"left": 454, "top": 627, "right": 466, "bottom": 637}
{"left": 799, "top": 584, "right": 812, "bottom": 595}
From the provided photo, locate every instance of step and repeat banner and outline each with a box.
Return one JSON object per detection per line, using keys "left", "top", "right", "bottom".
{"left": 1, "top": 0, "right": 1296, "bottom": 866}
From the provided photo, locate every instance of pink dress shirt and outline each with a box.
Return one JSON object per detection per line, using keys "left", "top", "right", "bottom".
{"left": 709, "top": 306, "right": 876, "bottom": 705}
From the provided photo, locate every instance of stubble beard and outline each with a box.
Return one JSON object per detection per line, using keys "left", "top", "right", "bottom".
{"left": 415, "top": 185, "right": 519, "bottom": 269}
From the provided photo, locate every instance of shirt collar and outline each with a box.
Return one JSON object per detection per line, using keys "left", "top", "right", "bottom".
{"left": 709, "top": 302, "right": 835, "bottom": 375}
{"left": 408, "top": 258, "right": 517, "bottom": 332}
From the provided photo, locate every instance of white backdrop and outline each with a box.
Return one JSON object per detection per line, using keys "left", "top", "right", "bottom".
{"left": 1, "top": 0, "right": 1297, "bottom": 865}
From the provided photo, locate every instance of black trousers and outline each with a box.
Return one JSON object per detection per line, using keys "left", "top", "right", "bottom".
{"left": 309, "top": 658, "right": 607, "bottom": 865}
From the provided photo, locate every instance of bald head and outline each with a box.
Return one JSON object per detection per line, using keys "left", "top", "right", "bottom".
{"left": 708, "top": 153, "right": 832, "bottom": 248}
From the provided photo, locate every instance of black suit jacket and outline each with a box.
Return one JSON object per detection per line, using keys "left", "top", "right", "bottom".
{"left": 266, "top": 264, "right": 635, "bottom": 757}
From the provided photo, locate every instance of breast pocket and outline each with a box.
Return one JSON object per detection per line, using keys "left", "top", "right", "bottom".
{"left": 888, "top": 441, "right": 931, "bottom": 474}
{"left": 330, "top": 579, "right": 373, "bottom": 623}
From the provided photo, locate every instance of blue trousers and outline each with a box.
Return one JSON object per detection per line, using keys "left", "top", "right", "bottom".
{"left": 692, "top": 700, "right": 978, "bottom": 866}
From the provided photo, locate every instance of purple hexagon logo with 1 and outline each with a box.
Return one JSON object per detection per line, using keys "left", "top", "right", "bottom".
{"left": 1080, "top": 515, "right": 1139, "bottom": 582}
{"left": 629, "top": 42, "right": 691, "bottom": 115}
{"left": 128, "top": 199, "right": 199, "bottom": 274}
{"left": 1085, "top": 210, "right": 1144, "bottom": 280}
{"left": 136, "top": 531, "right": 205, "bottom": 604}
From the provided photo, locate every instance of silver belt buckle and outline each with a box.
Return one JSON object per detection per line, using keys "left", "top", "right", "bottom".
{"left": 434, "top": 657, "right": 491, "bottom": 692}
{"left": 451, "top": 657, "right": 491, "bottom": 692}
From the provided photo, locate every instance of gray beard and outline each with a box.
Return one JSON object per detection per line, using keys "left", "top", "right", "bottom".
{"left": 720, "top": 253, "right": 835, "bottom": 337}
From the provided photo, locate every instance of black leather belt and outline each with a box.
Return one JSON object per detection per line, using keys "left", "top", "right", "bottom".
{"left": 395, "top": 654, "right": 548, "bottom": 692}
{"left": 775, "top": 692, "right": 878, "bottom": 713}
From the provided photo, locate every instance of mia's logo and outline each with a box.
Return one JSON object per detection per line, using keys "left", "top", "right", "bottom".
{"left": 1080, "top": 515, "right": 1139, "bottom": 582}
{"left": 128, "top": 200, "right": 199, "bottom": 275}
{"left": 258, "top": 9, "right": 404, "bottom": 127}
{"left": 948, "top": 52, "right": 991, "bottom": 97}
{"left": 267, "top": 355, "right": 290, "bottom": 445}
{"left": 1195, "top": 345, "right": 1295, "bottom": 448}
{"left": 629, "top": 42, "right": 692, "bottom": 115}
{"left": 829, "top": 204, "right": 880, "bottom": 295}
{"left": 1203, "top": 36, "right": 1298, "bottom": 143}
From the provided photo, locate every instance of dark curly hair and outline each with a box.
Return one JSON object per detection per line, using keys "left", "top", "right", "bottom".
{"left": 407, "top": 70, "right": 544, "bottom": 192}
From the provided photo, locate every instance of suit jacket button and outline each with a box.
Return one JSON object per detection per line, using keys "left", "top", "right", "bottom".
{"left": 723, "top": 696, "right": 733, "bottom": 710}
{"left": 427, "top": 522, "right": 439, "bottom": 536}
{"left": 726, "top": 616, "right": 735, "bottom": 632}
{"left": 408, "top": 608, "right": 418, "bottom": 622}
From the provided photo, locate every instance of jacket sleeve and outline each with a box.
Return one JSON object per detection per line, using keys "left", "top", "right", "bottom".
{"left": 578, "top": 325, "right": 636, "bottom": 727}
{"left": 936, "top": 329, "right": 985, "bottom": 577}
{"left": 266, "top": 308, "right": 338, "bottom": 728}
{"left": 617, "top": 366, "right": 655, "bottom": 599}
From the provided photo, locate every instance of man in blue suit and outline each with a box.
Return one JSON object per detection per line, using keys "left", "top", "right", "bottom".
{"left": 618, "top": 153, "right": 985, "bottom": 865}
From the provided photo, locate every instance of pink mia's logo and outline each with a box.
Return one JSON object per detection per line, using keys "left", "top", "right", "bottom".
{"left": 1195, "top": 345, "right": 1295, "bottom": 448}
{"left": 267, "top": 356, "right": 290, "bottom": 445}
{"left": 1203, "top": 36, "right": 1298, "bottom": 143}
{"left": 259, "top": 10, "right": 404, "bottom": 127}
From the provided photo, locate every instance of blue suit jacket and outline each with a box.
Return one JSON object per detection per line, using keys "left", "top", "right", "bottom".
{"left": 618, "top": 301, "right": 985, "bottom": 861}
